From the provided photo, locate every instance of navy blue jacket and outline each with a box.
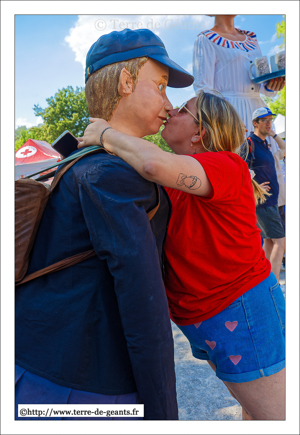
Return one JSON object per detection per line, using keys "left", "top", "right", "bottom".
{"left": 15, "top": 151, "right": 178, "bottom": 420}
{"left": 246, "top": 132, "right": 279, "bottom": 209}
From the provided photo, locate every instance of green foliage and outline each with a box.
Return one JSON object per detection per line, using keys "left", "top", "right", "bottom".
{"left": 261, "top": 86, "right": 285, "bottom": 117}
{"left": 276, "top": 17, "right": 285, "bottom": 47}
{"left": 32, "top": 86, "right": 90, "bottom": 144}
{"left": 143, "top": 125, "right": 174, "bottom": 153}
{"left": 268, "top": 87, "right": 285, "bottom": 116}
{"left": 15, "top": 125, "right": 27, "bottom": 142}
{"left": 14, "top": 127, "right": 43, "bottom": 151}
{"left": 15, "top": 86, "right": 90, "bottom": 151}
{"left": 261, "top": 17, "right": 286, "bottom": 117}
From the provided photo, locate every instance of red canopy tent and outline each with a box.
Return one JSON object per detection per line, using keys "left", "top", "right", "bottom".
{"left": 15, "top": 139, "right": 62, "bottom": 164}
{"left": 15, "top": 139, "right": 62, "bottom": 180}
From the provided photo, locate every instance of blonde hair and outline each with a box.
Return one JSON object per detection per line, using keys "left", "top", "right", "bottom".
{"left": 194, "top": 90, "right": 270, "bottom": 205}
{"left": 85, "top": 57, "right": 148, "bottom": 121}
{"left": 252, "top": 179, "right": 271, "bottom": 205}
{"left": 194, "top": 90, "right": 246, "bottom": 153}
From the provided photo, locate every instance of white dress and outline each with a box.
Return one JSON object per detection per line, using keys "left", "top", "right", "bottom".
{"left": 193, "top": 29, "right": 279, "bottom": 146}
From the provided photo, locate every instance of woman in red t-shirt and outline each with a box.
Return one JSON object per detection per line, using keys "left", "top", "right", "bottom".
{"left": 79, "top": 90, "right": 285, "bottom": 420}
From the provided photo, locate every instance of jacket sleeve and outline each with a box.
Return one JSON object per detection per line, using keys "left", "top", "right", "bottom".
{"left": 78, "top": 158, "right": 178, "bottom": 420}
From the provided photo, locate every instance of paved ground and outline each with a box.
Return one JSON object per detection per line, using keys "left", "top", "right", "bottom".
{"left": 172, "top": 268, "right": 285, "bottom": 421}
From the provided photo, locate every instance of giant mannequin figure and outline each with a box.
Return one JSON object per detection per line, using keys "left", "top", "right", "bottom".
{"left": 15, "top": 29, "right": 193, "bottom": 420}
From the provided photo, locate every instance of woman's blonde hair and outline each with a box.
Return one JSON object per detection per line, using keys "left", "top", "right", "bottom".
{"left": 252, "top": 179, "right": 271, "bottom": 205}
{"left": 194, "top": 90, "right": 270, "bottom": 205}
{"left": 85, "top": 57, "right": 148, "bottom": 121}
{"left": 194, "top": 90, "right": 246, "bottom": 153}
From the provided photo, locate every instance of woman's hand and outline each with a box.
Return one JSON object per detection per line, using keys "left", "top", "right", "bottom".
{"left": 77, "top": 118, "right": 111, "bottom": 148}
{"left": 260, "top": 181, "right": 271, "bottom": 192}
{"left": 265, "top": 77, "right": 285, "bottom": 92}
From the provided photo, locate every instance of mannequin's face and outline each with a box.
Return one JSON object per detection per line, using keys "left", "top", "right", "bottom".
{"left": 111, "top": 59, "right": 173, "bottom": 138}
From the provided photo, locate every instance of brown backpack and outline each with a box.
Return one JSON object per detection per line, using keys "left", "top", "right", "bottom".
{"left": 15, "top": 148, "right": 160, "bottom": 286}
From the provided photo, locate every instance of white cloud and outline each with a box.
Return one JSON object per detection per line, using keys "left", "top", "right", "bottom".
{"left": 15, "top": 116, "right": 43, "bottom": 129}
{"left": 64, "top": 15, "right": 210, "bottom": 72}
{"left": 64, "top": 15, "right": 190, "bottom": 71}
{"left": 259, "top": 32, "right": 278, "bottom": 46}
{"left": 186, "top": 62, "right": 193, "bottom": 74}
{"left": 268, "top": 44, "right": 281, "bottom": 56}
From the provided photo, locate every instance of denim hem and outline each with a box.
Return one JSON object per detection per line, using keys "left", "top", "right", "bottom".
{"left": 192, "top": 349, "right": 210, "bottom": 360}
{"left": 216, "top": 359, "right": 285, "bottom": 383}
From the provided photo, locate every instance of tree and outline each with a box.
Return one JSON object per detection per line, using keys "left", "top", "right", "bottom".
{"left": 31, "top": 86, "right": 90, "bottom": 144}
{"left": 15, "top": 126, "right": 29, "bottom": 151}
{"left": 144, "top": 125, "right": 173, "bottom": 153}
{"left": 261, "top": 17, "right": 285, "bottom": 116}
{"left": 276, "top": 18, "right": 285, "bottom": 46}
{"left": 262, "top": 87, "right": 285, "bottom": 117}
{"left": 15, "top": 125, "right": 27, "bottom": 142}
{"left": 15, "top": 86, "right": 91, "bottom": 151}
{"left": 14, "top": 128, "right": 42, "bottom": 151}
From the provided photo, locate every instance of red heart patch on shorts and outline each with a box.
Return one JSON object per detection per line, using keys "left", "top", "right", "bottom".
{"left": 229, "top": 355, "right": 242, "bottom": 365}
{"left": 205, "top": 340, "right": 216, "bottom": 350}
{"left": 194, "top": 322, "right": 202, "bottom": 328}
{"left": 225, "top": 321, "right": 238, "bottom": 332}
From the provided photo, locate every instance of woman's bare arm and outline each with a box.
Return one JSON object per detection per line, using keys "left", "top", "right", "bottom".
{"left": 78, "top": 118, "right": 212, "bottom": 197}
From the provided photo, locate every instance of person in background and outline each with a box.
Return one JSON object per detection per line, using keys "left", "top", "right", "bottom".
{"left": 78, "top": 91, "right": 285, "bottom": 421}
{"left": 270, "top": 137, "right": 286, "bottom": 271}
{"left": 192, "top": 15, "right": 285, "bottom": 149}
{"left": 15, "top": 28, "right": 194, "bottom": 420}
{"left": 246, "top": 107, "right": 285, "bottom": 283}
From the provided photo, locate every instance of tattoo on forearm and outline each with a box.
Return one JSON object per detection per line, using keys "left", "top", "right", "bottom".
{"left": 176, "top": 173, "right": 202, "bottom": 190}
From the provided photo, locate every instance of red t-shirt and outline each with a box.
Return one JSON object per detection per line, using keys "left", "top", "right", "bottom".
{"left": 164, "top": 151, "right": 271, "bottom": 325}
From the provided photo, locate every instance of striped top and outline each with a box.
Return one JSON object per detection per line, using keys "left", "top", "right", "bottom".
{"left": 201, "top": 29, "right": 258, "bottom": 52}
{"left": 192, "top": 28, "right": 278, "bottom": 136}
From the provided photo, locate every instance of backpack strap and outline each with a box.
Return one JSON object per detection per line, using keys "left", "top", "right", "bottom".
{"left": 16, "top": 168, "right": 161, "bottom": 287}
{"left": 15, "top": 249, "right": 96, "bottom": 286}
{"left": 247, "top": 137, "right": 253, "bottom": 155}
{"left": 49, "top": 148, "right": 103, "bottom": 192}
{"left": 246, "top": 137, "right": 255, "bottom": 169}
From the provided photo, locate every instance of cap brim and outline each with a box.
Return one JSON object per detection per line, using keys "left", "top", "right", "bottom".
{"left": 149, "top": 54, "right": 194, "bottom": 88}
{"left": 256, "top": 114, "right": 276, "bottom": 119}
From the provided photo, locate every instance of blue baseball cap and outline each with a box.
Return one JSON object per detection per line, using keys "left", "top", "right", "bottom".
{"left": 252, "top": 107, "right": 276, "bottom": 120}
{"left": 85, "top": 28, "right": 194, "bottom": 88}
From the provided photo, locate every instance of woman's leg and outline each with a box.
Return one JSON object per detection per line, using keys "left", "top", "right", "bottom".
{"left": 207, "top": 360, "right": 252, "bottom": 420}
{"left": 207, "top": 360, "right": 285, "bottom": 420}
{"left": 223, "top": 368, "right": 285, "bottom": 420}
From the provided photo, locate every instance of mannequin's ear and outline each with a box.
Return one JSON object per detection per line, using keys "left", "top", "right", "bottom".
{"left": 191, "top": 126, "right": 206, "bottom": 144}
{"left": 118, "top": 68, "right": 134, "bottom": 97}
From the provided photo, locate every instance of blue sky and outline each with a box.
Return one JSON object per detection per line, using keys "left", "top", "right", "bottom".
{"left": 15, "top": 13, "right": 286, "bottom": 129}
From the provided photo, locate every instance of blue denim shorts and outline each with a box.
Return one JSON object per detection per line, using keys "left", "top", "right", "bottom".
{"left": 256, "top": 205, "right": 285, "bottom": 239}
{"left": 176, "top": 272, "right": 285, "bottom": 383}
